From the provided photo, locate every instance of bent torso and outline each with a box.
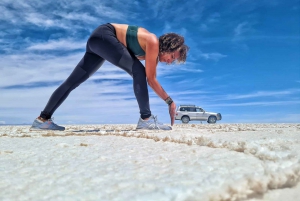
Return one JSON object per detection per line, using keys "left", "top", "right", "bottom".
{"left": 110, "top": 23, "right": 151, "bottom": 60}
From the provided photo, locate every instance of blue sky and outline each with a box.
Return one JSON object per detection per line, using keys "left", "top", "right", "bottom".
{"left": 0, "top": 0, "right": 299, "bottom": 125}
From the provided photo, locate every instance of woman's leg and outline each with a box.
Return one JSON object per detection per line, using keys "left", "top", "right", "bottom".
{"left": 131, "top": 59, "right": 151, "bottom": 119}
{"left": 87, "top": 24, "right": 151, "bottom": 119}
{"left": 40, "top": 52, "right": 104, "bottom": 119}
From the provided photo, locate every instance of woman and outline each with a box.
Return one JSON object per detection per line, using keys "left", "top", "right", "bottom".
{"left": 30, "top": 23, "right": 189, "bottom": 131}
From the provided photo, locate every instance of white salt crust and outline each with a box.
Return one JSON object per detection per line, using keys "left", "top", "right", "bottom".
{"left": 0, "top": 123, "right": 299, "bottom": 201}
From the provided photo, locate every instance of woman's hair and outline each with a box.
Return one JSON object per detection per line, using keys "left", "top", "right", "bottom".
{"left": 159, "top": 33, "right": 189, "bottom": 63}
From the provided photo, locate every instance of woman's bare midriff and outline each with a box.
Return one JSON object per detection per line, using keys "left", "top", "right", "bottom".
{"left": 110, "top": 23, "right": 128, "bottom": 47}
{"left": 110, "top": 23, "right": 148, "bottom": 60}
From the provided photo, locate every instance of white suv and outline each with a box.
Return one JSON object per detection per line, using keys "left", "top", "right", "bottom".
{"left": 175, "top": 105, "right": 222, "bottom": 124}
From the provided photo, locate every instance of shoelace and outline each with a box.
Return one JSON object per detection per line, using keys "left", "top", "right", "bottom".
{"left": 47, "top": 118, "right": 58, "bottom": 126}
{"left": 142, "top": 116, "right": 166, "bottom": 130}
{"left": 149, "top": 116, "right": 161, "bottom": 130}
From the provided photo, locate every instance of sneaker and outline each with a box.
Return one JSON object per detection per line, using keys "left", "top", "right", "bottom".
{"left": 30, "top": 118, "right": 65, "bottom": 131}
{"left": 136, "top": 115, "right": 172, "bottom": 130}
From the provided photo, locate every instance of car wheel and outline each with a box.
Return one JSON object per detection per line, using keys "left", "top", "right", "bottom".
{"left": 207, "top": 116, "right": 217, "bottom": 124}
{"left": 181, "top": 116, "right": 190, "bottom": 124}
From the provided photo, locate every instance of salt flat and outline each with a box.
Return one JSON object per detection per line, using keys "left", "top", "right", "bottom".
{"left": 0, "top": 123, "right": 299, "bottom": 201}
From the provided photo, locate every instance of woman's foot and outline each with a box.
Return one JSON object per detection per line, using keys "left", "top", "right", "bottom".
{"left": 30, "top": 117, "right": 65, "bottom": 131}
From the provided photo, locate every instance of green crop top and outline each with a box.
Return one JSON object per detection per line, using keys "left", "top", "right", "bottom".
{"left": 126, "top": 25, "right": 145, "bottom": 57}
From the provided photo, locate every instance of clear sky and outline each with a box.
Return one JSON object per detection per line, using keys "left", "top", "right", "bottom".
{"left": 0, "top": 0, "right": 299, "bottom": 125}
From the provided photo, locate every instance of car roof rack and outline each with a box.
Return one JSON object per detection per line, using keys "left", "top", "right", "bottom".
{"left": 180, "top": 105, "right": 196, "bottom": 107}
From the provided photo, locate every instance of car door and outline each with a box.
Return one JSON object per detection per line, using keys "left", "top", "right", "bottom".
{"left": 188, "top": 107, "right": 197, "bottom": 120}
{"left": 189, "top": 107, "right": 197, "bottom": 120}
{"left": 179, "top": 107, "right": 189, "bottom": 119}
{"left": 196, "top": 107, "right": 208, "bottom": 120}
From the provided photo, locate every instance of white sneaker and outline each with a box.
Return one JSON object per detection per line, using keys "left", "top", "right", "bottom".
{"left": 30, "top": 118, "right": 65, "bottom": 131}
{"left": 136, "top": 115, "right": 172, "bottom": 130}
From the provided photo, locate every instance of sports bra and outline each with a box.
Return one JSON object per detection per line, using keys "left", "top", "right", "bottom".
{"left": 126, "top": 25, "right": 146, "bottom": 57}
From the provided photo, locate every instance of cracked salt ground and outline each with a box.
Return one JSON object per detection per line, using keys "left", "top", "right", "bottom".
{"left": 0, "top": 124, "right": 300, "bottom": 201}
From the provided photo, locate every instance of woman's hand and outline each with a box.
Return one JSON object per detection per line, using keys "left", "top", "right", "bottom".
{"left": 169, "top": 102, "right": 176, "bottom": 126}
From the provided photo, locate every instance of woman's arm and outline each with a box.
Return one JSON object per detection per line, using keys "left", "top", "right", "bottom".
{"left": 145, "top": 34, "right": 169, "bottom": 100}
{"left": 145, "top": 34, "right": 176, "bottom": 125}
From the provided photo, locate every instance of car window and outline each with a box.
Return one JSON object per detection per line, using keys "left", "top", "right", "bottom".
{"left": 180, "top": 107, "right": 200, "bottom": 112}
{"left": 180, "top": 107, "right": 194, "bottom": 111}
{"left": 196, "top": 108, "right": 204, "bottom": 112}
{"left": 189, "top": 107, "right": 196, "bottom": 112}
{"left": 180, "top": 107, "right": 187, "bottom": 111}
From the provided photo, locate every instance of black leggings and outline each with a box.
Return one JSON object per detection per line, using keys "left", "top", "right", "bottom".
{"left": 40, "top": 23, "right": 151, "bottom": 120}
